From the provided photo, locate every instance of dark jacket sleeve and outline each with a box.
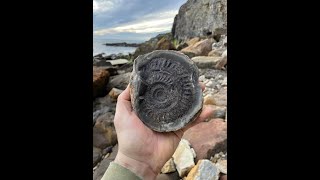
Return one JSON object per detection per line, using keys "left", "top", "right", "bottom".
{"left": 101, "top": 162, "right": 142, "bottom": 180}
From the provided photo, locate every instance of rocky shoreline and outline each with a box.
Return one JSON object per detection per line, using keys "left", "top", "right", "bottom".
{"left": 93, "top": 0, "right": 227, "bottom": 179}
{"left": 104, "top": 42, "right": 140, "bottom": 47}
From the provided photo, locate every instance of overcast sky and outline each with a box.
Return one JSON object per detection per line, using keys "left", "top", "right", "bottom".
{"left": 93, "top": 0, "right": 186, "bottom": 41}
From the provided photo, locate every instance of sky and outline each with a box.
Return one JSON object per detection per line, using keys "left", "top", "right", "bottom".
{"left": 93, "top": 0, "right": 187, "bottom": 42}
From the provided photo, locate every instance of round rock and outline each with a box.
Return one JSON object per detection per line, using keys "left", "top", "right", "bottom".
{"left": 129, "top": 50, "right": 203, "bottom": 132}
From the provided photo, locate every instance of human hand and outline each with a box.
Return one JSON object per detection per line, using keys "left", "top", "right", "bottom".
{"left": 113, "top": 83, "right": 213, "bottom": 180}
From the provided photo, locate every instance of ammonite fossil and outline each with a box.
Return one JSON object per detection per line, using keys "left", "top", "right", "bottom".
{"left": 129, "top": 50, "right": 203, "bottom": 132}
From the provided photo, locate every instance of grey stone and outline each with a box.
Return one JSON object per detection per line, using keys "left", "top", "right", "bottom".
{"left": 107, "top": 72, "right": 131, "bottom": 91}
{"left": 130, "top": 50, "right": 203, "bottom": 132}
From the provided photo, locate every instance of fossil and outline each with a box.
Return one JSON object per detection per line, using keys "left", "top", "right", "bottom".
{"left": 129, "top": 50, "right": 203, "bottom": 132}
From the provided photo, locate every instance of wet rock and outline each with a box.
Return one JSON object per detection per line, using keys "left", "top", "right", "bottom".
{"left": 130, "top": 50, "right": 203, "bottom": 132}
{"left": 172, "top": 139, "right": 196, "bottom": 177}
{"left": 186, "top": 159, "right": 220, "bottom": 180}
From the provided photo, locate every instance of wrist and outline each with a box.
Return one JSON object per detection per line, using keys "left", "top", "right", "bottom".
{"left": 114, "top": 151, "right": 158, "bottom": 180}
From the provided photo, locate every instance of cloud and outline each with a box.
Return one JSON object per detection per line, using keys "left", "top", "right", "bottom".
{"left": 94, "top": 10, "right": 178, "bottom": 35}
{"left": 93, "top": 0, "right": 187, "bottom": 40}
{"left": 93, "top": 0, "right": 119, "bottom": 14}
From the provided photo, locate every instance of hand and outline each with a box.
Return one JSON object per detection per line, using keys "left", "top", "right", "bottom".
{"left": 114, "top": 83, "right": 213, "bottom": 180}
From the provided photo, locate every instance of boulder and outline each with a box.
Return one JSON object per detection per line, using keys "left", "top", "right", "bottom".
{"left": 181, "top": 39, "right": 214, "bottom": 56}
{"left": 183, "top": 119, "right": 227, "bottom": 162}
{"left": 93, "top": 66, "right": 110, "bottom": 98}
{"left": 133, "top": 33, "right": 172, "bottom": 58}
{"left": 93, "top": 117, "right": 117, "bottom": 149}
{"left": 186, "top": 37, "right": 200, "bottom": 46}
{"left": 172, "top": 139, "right": 196, "bottom": 177}
{"left": 107, "top": 72, "right": 131, "bottom": 92}
{"left": 156, "top": 36, "right": 174, "bottom": 50}
{"left": 191, "top": 56, "right": 220, "bottom": 69}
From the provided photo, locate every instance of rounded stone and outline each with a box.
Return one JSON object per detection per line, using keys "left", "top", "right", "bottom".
{"left": 129, "top": 50, "right": 203, "bottom": 132}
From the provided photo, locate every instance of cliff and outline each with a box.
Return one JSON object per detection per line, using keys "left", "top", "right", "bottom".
{"left": 172, "top": 0, "right": 227, "bottom": 42}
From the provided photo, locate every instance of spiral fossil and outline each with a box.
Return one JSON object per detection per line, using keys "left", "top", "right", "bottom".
{"left": 130, "top": 50, "right": 203, "bottom": 132}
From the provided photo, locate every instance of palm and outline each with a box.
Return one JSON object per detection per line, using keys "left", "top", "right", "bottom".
{"left": 114, "top": 84, "right": 212, "bottom": 175}
{"left": 115, "top": 111, "right": 181, "bottom": 172}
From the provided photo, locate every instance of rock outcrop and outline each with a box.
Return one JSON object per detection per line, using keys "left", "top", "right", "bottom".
{"left": 133, "top": 33, "right": 174, "bottom": 58}
{"left": 172, "top": 0, "right": 227, "bottom": 42}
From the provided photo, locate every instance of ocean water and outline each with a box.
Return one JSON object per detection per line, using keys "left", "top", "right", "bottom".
{"left": 93, "top": 38, "right": 139, "bottom": 56}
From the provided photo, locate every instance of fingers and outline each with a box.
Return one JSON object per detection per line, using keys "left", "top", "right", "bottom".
{"left": 118, "top": 84, "right": 131, "bottom": 101}
{"left": 182, "top": 105, "right": 214, "bottom": 133}
{"left": 116, "top": 84, "right": 132, "bottom": 112}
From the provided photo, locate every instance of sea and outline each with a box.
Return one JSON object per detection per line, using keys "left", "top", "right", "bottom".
{"left": 93, "top": 38, "right": 141, "bottom": 56}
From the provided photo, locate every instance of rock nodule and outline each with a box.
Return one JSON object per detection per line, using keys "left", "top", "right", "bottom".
{"left": 130, "top": 50, "right": 203, "bottom": 132}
